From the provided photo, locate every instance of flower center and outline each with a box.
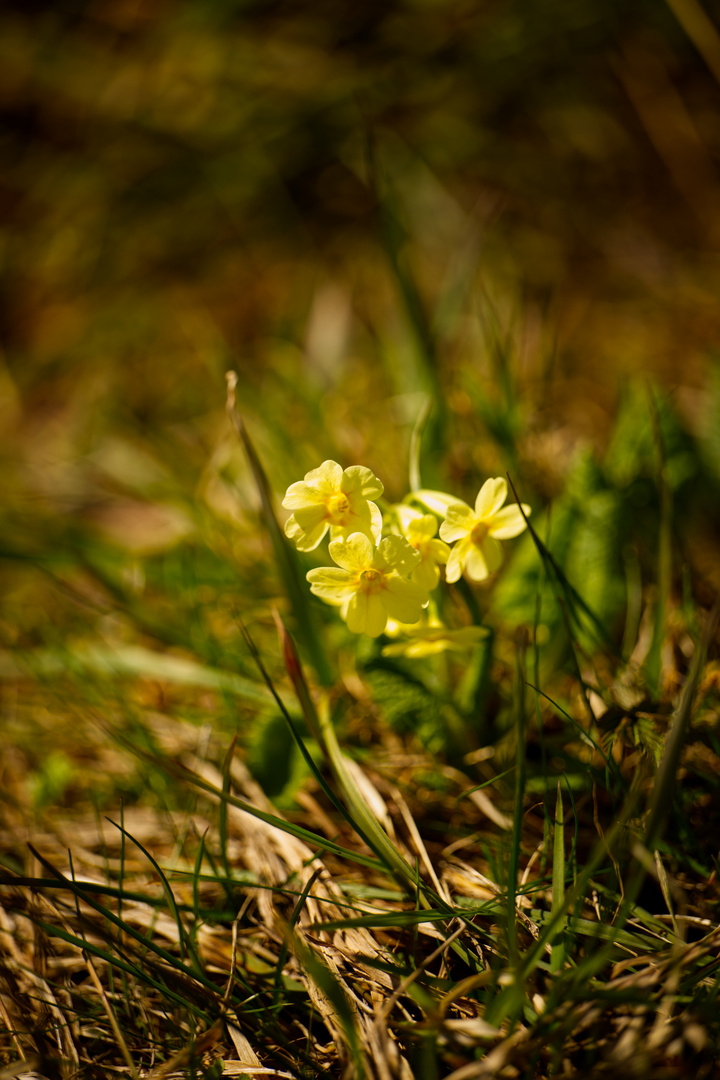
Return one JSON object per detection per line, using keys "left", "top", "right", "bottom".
{"left": 471, "top": 521, "right": 489, "bottom": 546}
{"left": 327, "top": 493, "right": 351, "bottom": 522}
{"left": 360, "top": 568, "right": 384, "bottom": 593}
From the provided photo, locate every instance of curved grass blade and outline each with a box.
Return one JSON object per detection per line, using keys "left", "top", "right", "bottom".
{"left": 160, "top": 756, "right": 387, "bottom": 874}
{"left": 506, "top": 473, "right": 620, "bottom": 657}
{"left": 107, "top": 821, "right": 204, "bottom": 975}
{"left": 23, "top": 847, "right": 221, "bottom": 1015}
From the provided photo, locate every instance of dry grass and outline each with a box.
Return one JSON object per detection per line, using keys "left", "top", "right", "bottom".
{"left": 2, "top": 619, "right": 720, "bottom": 1079}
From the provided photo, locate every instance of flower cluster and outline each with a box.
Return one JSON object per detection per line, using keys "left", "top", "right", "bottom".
{"left": 282, "top": 461, "right": 530, "bottom": 641}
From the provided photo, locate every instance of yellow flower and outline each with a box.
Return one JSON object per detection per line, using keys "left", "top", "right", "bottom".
{"left": 382, "top": 618, "right": 488, "bottom": 658}
{"left": 282, "top": 460, "right": 383, "bottom": 552}
{"left": 306, "top": 532, "right": 429, "bottom": 637}
{"left": 439, "top": 477, "right": 530, "bottom": 583}
{"left": 392, "top": 505, "right": 450, "bottom": 590}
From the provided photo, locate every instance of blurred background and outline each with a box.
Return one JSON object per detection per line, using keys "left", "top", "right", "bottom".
{"left": 2, "top": 0, "right": 720, "bottom": 794}
{"left": 3, "top": 0, "right": 720, "bottom": 498}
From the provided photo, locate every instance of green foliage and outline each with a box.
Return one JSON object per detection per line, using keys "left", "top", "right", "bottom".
{"left": 363, "top": 663, "right": 462, "bottom": 755}
{"left": 247, "top": 713, "right": 317, "bottom": 806}
{"left": 29, "top": 750, "right": 75, "bottom": 810}
{"left": 494, "top": 450, "right": 626, "bottom": 646}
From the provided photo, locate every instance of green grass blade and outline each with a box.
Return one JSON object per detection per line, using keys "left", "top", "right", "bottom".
{"left": 219, "top": 737, "right": 235, "bottom": 886}
{"left": 161, "top": 756, "right": 388, "bottom": 874}
{"left": 24, "top": 847, "right": 221, "bottom": 1011}
{"left": 240, "top": 617, "right": 361, "bottom": 828}
{"left": 277, "top": 614, "right": 440, "bottom": 906}
{"left": 27, "top": 918, "right": 213, "bottom": 1020}
{"left": 106, "top": 822, "right": 205, "bottom": 975}
{"left": 506, "top": 473, "right": 620, "bottom": 657}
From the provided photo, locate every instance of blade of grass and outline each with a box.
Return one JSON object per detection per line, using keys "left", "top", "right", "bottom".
{"left": 277, "top": 613, "right": 440, "bottom": 906}
{"left": 654, "top": 850, "right": 679, "bottom": 939}
{"left": 239, "top": 616, "right": 366, "bottom": 833}
{"left": 25, "top": 917, "right": 212, "bottom": 1020}
{"left": 66, "top": 848, "right": 138, "bottom": 1078}
{"left": 526, "top": 682, "right": 623, "bottom": 789}
{"left": 83, "top": 952, "right": 140, "bottom": 1080}
{"left": 22, "top": 848, "right": 272, "bottom": 1025}
{"left": 506, "top": 473, "right": 620, "bottom": 657}
{"left": 485, "top": 772, "right": 646, "bottom": 1027}
{"left": 160, "top": 756, "right": 388, "bottom": 874}
{"left": 307, "top": 906, "right": 500, "bottom": 934}
{"left": 106, "top": 822, "right": 205, "bottom": 975}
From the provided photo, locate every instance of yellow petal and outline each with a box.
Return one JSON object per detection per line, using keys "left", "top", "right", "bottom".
{"left": 410, "top": 513, "right": 440, "bottom": 540}
{"left": 377, "top": 534, "right": 421, "bottom": 575}
{"left": 392, "top": 503, "right": 423, "bottom": 536}
{"left": 465, "top": 536, "right": 503, "bottom": 581}
{"left": 475, "top": 477, "right": 507, "bottom": 520}
{"left": 282, "top": 480, "right": 315, "bottom": 510}
{"left": 428, "top": 538, "right": 450, "bottom": 564}
{"left": 304, "top": 460, "right": 343, "bottom": 493}
{"left": 329, "top": 532, "right": 373, "bottom": 571}
{"left": 368, "top": 501, "right": 383, "bottom": 543}
{"left": 383, "top": 577, "right": 428, "bottom": 624}
{"left": 285, "top": 513, "right": 329, "bottom": 551}
{"left": 411, "top": 557, "right": 441, "bottom": 590}
{"left": 464, "top": 545, "right": 490, "bottom": 581}
{"left": 487, "top": 503, "right": 530, "bottom": 539}
{"left": 306, "top": 567, "right": 355, "bottom": 604}
{"left": 341, "top": 465, "right": 383, "bottom": 500}
{"left": 439, "top": 504, "right": 475, "bottom": 543}
{"left": 445, "top": 536, "right": 471, "bottom": 583}
{"left": 292, "top": 504, "right": 329, "bottom": 532}
{"left": 346, "top": 589, "right": 387, "bottom": 636}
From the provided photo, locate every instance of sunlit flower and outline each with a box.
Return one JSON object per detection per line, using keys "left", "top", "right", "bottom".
{"left": 306, "top": 532, "right": 429, "bottom": 637}
{"left": 382, "top": 617, "right": 488, "bottom": 658}
{"left": 392, "top": 505, "right": 451, "bottom": 589}
{"left": 439, "top": 477, "right": 530, "bottom": 583}
{"left": 283, "top": 460, "right": 383, "bottom": 551}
